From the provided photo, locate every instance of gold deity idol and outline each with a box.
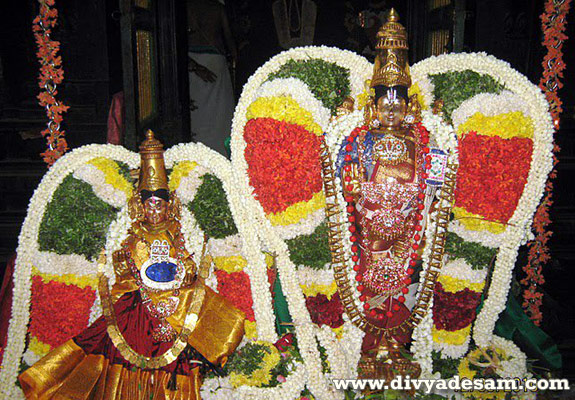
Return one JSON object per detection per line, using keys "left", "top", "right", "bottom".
{"left": 338, "top": 9, "right": 423, "bottom": 384}
{"left": 19, "top": 131, "right": 245, "bottom": 400}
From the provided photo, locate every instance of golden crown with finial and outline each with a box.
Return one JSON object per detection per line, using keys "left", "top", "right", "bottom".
{"left": 371, "top": 9, "right": 412, "bottom": 89}
{"left": 137, "top": 130, "right": 169, "bottom": 193}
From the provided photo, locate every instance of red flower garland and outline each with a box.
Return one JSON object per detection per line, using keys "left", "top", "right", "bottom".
{"left": 432, "top": 283, "right": 482, "bottom": 332}
{"left": 28, "top": 276, "right": 96, "bottom": 348}
{"left": 214, "top": 270, "right": 255, "bottom": 321}
{"left": 305, "top": 293, "right": 344, "bottom": 328}
{"left": 33, "top": 0, "right": 69, "bottom": 166}
{"left": 244, "top": 118, "right": 323, "bottom": 214}
{"left": 455, "top": 131, "right": 533, "bottom": 224}
{"left": 522, "top": 0, "right": 572, "bottom": 325}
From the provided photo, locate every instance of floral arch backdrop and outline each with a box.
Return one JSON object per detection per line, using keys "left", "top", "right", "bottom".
{"left": 0, "top": 46, "right": 554, "bottom": 399}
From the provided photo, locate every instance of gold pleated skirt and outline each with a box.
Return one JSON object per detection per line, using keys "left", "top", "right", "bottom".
{"left": 19, "top": 340, "right": 202, "bottom": 400}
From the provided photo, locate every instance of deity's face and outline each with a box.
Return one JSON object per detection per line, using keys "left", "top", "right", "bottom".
{"left": 143, "top": 196, "right": 169, "bottom": 225}
{"left": 376, "top": 90, "right": 407, "bottom": 129}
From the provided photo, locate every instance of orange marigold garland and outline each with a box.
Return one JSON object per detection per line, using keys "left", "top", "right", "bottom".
{"left": 522, "top": 0, "right": 572, "bottom": 325}
{"left": 33, "top": 0, "right": 69, "bottom": 166}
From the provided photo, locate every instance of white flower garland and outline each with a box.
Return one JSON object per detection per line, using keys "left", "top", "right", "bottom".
{"left": 102, "top": 206, "right": 131, "bottom": 283}
{"left": 448, "top": 220, "right": 502, "bottom": 249}
{"left": 231, "top": 47, "right": 374, "bottom": 399}
{"left": 0, "top": 145, "right": 137, "bottom": 398}
{"left": 297, "top": 266, "right": 335, "bottom": 288}
{"left": 441, "top": 259, "right": 488, "bottom": 284}
{"left": 33, "top": 252, "right": 97, "bottom": 277}
{"left": 451, "top": 90, "right": 532, "bottom": 131}
{"left": 490, "top": 335, "right": 528, "bottom": 379}
{"left": 411, "top": 53, "right": 554, "bottom": 348}
{"left": 73, "top": 163, "right": 128, "bottom": 208}
{"left": 200, "top": 376, "right": 235, "bottom": 400}
{"left": 271, "top": 208, "right": 326, "bottom": 240}
{"left": 208, "top": 234, "right": 245, "bottom": 258}
{"left": 411, "top": 310, "right": 435, "bottom": 378}
{"left": 324, "top": 110, "right": 364, "bottom": 154}
{"left": 257, "top": 78, "right": 332, "bottom": 130}
{"left": 433, "top": 335, "right": 471, "bottom": 360}
{"left": 173, "top": 164, "right": 208, "bottom": 204}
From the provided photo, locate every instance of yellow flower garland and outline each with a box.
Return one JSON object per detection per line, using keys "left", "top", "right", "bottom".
{"left": 438, "top": 274, "right": 485, "bottom": 294}
{"left": 244, "top": 320, "right": 258, "bottom": 339}
{"left": 453, "top": 207, "right": 506, "bottom": 234}
{"left": 88, "top": 157, "right": 132, "bottom": 197}
{"left": 32, "top": 267, "right": 98, "bottom": 289}
{"left": 28, "top": 335, "right": 52, "bottom": 357}
{"left": 457, "top": 346, "right": 509, "bottom": 400}
{"left": 168, "top": 161, "right": 197, "bottom": 191}
{"left": 267, "top": 191, "right": 325, "bottom": 226}
{"left": 213, "top": 255, "right": 247, "bottom": 273}
{"left": 432, "top": 325, "right": 471, "bottom": 346}
{"left": 300, "top": 281, "right": 338, "bottom": 298}
{"left": 457, "top": 111, "right": 534, "bottom": 139}
{"left": 246, "top": 96, "right": 323, "bottom": 135}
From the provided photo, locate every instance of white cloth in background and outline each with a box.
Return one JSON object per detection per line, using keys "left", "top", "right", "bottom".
{"left": 188, "top": 51, "right": 234, "bottom": 156}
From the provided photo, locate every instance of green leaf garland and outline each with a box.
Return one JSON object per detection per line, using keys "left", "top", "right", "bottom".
{"left": 430, "top": 70, "right": 505, "bottom": 122}
{"left": 189, "top": 174, "right": 238, "bottom": 239}
{"left": 445, "top": 232, "right": 497, "bottom": 270}
{"left": 286, "top": 222, "right": 331, "bottom": 270}
{"left": 38, "top": 175, "right": 118, "bottom": 260}
{"left": 268, "top": 59, "right": 351, "bottom": 115}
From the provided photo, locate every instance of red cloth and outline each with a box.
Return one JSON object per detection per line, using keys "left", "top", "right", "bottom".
{"left": 74, "top": 290, "right": 207, "bottom": 374}
{"left": 0, "top": 254, "right": 16, "bottom": 365}
{"left": 106, "top": 91, "right": 124, "bottom": 145}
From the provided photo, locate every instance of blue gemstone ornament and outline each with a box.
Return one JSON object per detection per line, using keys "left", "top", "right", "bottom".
{"left": 145, "top": 261, "right": 178, "bottom": 282}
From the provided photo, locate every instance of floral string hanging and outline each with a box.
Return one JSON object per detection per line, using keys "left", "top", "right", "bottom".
{"left": 33, "top": 0, "right": 69, "bottom": 166}
{"left": 522, "top": 0, "right": 572, "bottom": 325}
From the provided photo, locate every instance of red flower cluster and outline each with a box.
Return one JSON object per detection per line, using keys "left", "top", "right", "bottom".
{"left": 455, "top": 131, "right": 533, "bottom": 224}
{"left": 432, "top": 283, "right": 482, "bottom": 332}
{"left": 244, "top": 118, "right": 323, "bottom": 214}
{"left": 274, "top": 332, "right": 294, "bottom": 351}
{"left": 28, "top": 276, "right": 96, "bottom": 348}
{"left": 523, "top": 0, "right": 572, "bottom": 326}
{"left": 32, "top": 0, "right": 69, "bottom": 166}
{"left": 305, "top": 292, "right": 344, "bottom": 328}
{"left": 214, "top": 270, "right": 255, "bottom": 321}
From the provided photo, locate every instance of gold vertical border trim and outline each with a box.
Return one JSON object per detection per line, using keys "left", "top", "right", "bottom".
{"left": 136, "top": 30, "right": 153, "bottom": 122}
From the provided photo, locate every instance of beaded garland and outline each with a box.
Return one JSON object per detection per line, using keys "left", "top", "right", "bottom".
{"left": 343, "top": 123, "right": 432, "bottom": 321}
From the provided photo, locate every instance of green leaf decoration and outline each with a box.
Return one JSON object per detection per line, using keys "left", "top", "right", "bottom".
{"left": 286, "top": 222, "right": 331, "bottom": 270}
{"left": 38, "top": 175, "right": 118, "bottom": 260}
{"left": 224, "top": 342, "right": 272, "bottom": 376}
{"left": 268, "top": 59, "right": 351, "bottom": 115}
{"left": 430, "top": 70, "right": 505, "bottom": 121}
{"left": 445, "top": 232, "right": 497, "bottom": 270}
{"left": 431, "top": 350, "right": 461, "bottom": 379}
{"left": 188, "top": 174, "right": 238, "bottom": 239}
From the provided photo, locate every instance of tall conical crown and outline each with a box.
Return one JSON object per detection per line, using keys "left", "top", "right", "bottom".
{"left": 371, "top": 9, "right": 411, "bottom": 89}
{"left": 137, "top": 130, "right": 169, "bottom": 192}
